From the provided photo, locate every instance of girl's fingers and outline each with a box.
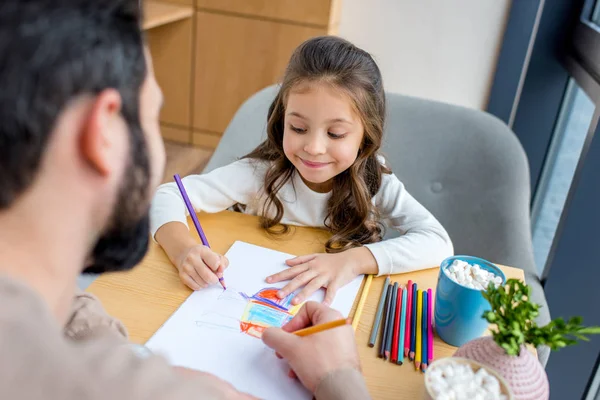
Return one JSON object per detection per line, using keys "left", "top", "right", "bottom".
{"left": 216, "top": 255, "right": 229, "bottom": 275}
{"left": 285, "top": 254, "right": 317, "bottom": 267}
{"left": 199, "top": 248, "right": 221, "bottom": 272}
{"left": 292, "top": 276, "right": 328, "bottom": 305}
{"left": 278, "top": 270, "right": 318, "bottom": 299}
{"left": 323, "top": 281, "right": 340, "bottom": 306}
{"left": 180, "top": 273, "right": 201, "bottom": 291}
{"left": 195, "top": 263, "right": 218, "bottom": 285}
{"left": 266, "top": 265, "right": 307, "bottom": 284}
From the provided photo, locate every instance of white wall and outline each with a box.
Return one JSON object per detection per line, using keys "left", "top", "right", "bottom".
{"left": 337, "top": 0, "right": 512, "bottom": 110}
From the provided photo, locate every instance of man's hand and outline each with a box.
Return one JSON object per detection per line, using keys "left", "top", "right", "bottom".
{"left": 261, "top": 302, "right": 361, "bottom": 393}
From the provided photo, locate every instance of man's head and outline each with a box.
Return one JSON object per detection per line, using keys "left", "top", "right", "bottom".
{"left": 0, "top": 0, "right": 165, "bottom": 273}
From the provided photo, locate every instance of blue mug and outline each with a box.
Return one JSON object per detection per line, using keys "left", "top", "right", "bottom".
{"left": 434, "top": 255, "right": 506, "bottom": 347}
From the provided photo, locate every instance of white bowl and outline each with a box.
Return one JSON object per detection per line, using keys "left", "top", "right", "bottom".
{"left": 423, "top": 357, "right": 513, "bottom": 400}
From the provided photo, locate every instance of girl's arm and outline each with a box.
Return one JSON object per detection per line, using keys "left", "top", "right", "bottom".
{"left": 364, "top": 173, "right": 454, "bottom": 276}
{"left": 150, "top": 158, "right": 264, "bottom": 240}
{"left": 150, "top": 159, "right": 264, "bottom": 288}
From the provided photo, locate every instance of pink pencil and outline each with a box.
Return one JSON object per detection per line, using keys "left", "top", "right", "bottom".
{"left": 404, "top": 280, "right": 413, "bottom": 357}
{"left": 427, "top": 288, "right": 433, "bottom": 364}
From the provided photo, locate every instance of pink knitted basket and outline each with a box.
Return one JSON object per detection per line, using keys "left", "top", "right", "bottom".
{"left": 454, "top": 337, "right": 549, "bottom": 400}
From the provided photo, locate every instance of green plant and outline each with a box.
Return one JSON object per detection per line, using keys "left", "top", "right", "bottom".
{"left": 482, "top": 279, "right": 600, "bottom": 356}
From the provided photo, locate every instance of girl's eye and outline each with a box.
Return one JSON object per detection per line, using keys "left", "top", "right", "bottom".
{"left": 290, "top": 125, "right": 306, "bottom": 134}
{"left": 328, "top": 132, "right": 347, "bottom": 139}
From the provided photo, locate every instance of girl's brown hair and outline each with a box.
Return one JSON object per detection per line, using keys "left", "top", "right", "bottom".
{"left": 244, "top": 36, "right": 390, "bottom": 252}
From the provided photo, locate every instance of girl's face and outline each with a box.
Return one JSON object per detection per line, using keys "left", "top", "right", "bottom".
{"left": 282, "top": 82, "right": 364, "bottom": 193}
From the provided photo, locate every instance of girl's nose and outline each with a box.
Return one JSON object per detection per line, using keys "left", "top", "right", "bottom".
{"left": 303, "top": 133, "right": 327, "bottom": 156}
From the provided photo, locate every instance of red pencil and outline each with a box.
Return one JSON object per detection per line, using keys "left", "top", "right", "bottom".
{"left": 404, "top": 280, "right": 413, "bottom": 357}
{"left": 391, "top": 286, "right": 402, "bottom": 363}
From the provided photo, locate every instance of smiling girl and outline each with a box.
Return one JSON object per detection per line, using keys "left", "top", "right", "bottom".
{"left": 150, "top": 36, "right": 453, "bottom": 305}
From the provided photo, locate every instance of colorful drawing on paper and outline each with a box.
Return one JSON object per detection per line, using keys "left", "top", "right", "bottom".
{"left": 239, "top": 287, "right": 301, "bottom": 338}
{"left": 195, "top": 287, "right": 301, "bottom": 338}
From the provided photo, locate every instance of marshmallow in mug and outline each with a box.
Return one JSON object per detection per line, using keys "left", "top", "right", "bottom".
{"left": 444, "top": 260, "right": 503, "bottom": 290}
{"left": 426, "top": 360, "right": 507, "bottom": 400}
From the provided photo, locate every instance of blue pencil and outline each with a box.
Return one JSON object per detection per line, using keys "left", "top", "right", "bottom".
{"left": 397, "top": 286, "right": 407, "bottom": 365}
{"left": 409, "top": 282, "right": 418, "bottom": 360}
{"left": 422, "top": 292, "right": 428, "bottom": 372}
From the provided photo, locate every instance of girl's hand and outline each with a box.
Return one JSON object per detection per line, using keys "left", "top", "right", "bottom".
{"left": 266, "top": 247, "right": 378, "bottom": 306}
{"left": 175, "top": 245, "right": 229, "bottom": 291}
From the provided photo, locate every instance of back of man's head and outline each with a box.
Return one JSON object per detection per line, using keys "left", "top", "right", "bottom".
{"left": 0, "top": 0, "right": 147, "bottom": 208}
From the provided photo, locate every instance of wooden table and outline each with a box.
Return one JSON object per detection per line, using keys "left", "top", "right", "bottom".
{"left": 87, "top": 211, "right": 525, "bottom": 400}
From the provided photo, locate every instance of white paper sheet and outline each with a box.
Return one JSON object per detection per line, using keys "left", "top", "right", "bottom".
{"left": 145, "top": 241, "right": 363, "bottom": 400}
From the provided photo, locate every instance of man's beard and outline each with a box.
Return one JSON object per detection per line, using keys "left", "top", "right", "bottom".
{"left": 82, "top": 214, "right": 150, "bottom": 274}
{"left": 83, "top": 123, "right": 152, "bottom": 275}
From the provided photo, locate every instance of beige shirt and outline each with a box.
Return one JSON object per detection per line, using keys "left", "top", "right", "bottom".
{"left": 0, "top": 275, "right": 371, "bottom": 400}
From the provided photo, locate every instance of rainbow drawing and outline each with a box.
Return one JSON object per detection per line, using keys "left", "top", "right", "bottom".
{"left": 238, "top": 288, "right": 302, "bottom": 338}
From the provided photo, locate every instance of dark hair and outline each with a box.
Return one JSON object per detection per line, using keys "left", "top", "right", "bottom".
{"left": 244, "top": 36, "right": 390, "bottom": 252}
{"left": 0, "top": 0, "right": 147, "bottom": 208}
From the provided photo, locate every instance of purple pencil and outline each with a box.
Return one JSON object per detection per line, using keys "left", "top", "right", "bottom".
{"left": 427, "top": 288, "right": 433, "bottom": 364}
{"left": 174, "top": 174, "right": 227, "bottom": 290}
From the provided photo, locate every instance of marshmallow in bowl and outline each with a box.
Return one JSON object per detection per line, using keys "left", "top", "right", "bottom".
{"left": 444, "top": 260, "right": 503, "bottom": 290}
{"left": 426, "top": 360, "right": 507, "bottom": 400}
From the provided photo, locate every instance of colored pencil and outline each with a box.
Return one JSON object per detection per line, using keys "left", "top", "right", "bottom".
{"left": 384, "top": 283, "right": 398, "bottom": 360}
{"left": 397, "top": 286, "right": 407, "bottom": 365}
{"left": 415, "top": 290, "right": 423, "bottom": 370}
{"left": 352, "top": 274, "right": 373, "bottom": 331}
{"left": 428, "top": 288, "right": 434, "bottom": 365}
{"left": 174, "top": 174, "right": 226, "bottom": 290}
{"left": 379, "top": 285, "right": 393, "bottom": 358}
{"left": 404, "top": 280, "right": 413, "bottom": 357}
{"left": 293, "top": 318, "right": 348, "bottom": 336}
{"left": 391, "top": 285, "right": 402, "bottom": 363}
{"left": 422, "top": 291, "right": 428, "bottom": 372}
{"left": 368, "top": 277, "right": 390, "bottom": 347}
{"left": 409, "top": 282, "right": 418, "bottom": 361}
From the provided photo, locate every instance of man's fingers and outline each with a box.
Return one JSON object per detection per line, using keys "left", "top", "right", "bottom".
{"left": 262, "top": 327, "right": 300, "bottom": 360}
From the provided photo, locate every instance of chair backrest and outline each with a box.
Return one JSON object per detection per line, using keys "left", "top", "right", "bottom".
{"left": 204, "top": 85, "right": 536, "bottom": 276}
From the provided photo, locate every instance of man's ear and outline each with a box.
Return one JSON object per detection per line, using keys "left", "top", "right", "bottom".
{"left": 79, "top": 89, "right": 125, "bottom": 176}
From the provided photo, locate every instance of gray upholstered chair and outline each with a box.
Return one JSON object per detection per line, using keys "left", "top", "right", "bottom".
{"left": 204, "top": 85, "right": 551, "bottom": 365}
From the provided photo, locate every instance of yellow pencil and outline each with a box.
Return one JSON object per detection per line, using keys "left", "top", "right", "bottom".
{"left": 293, "top": 319, "right": 348, "bottom": 337}
{"left": 415, "top": 290, "right": 423, "bottom": 370}
{"left": 352, "top": 274, "right": 373, "bottom": 331}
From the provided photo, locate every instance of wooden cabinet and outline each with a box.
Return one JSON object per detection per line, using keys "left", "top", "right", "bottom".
{"left": 147, "top": 18, "right": 193, "bottom": 128}
{"left": 193, "top": 11, "right": 325, "bottom": 134}
{"left": 144, "top": 0, "right": 340, "bottom": 149}
{"left": 196, "top": 0, "right": 339, "bottom": 27}
{"left": 156, "top": 0, "right": 193, "bottom": 6}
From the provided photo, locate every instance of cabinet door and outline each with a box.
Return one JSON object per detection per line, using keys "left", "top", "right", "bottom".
{"left": 193, "top": 11, "right": 325, "bottom": 134}
{"left": 157, "top": 0, "right": 193, "bottom": 6}
{"left": 196, "top": 0, "right": 334, "bottom": 26}
{"left": 147, "top": 17, "right": 193, "bottom": 128}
